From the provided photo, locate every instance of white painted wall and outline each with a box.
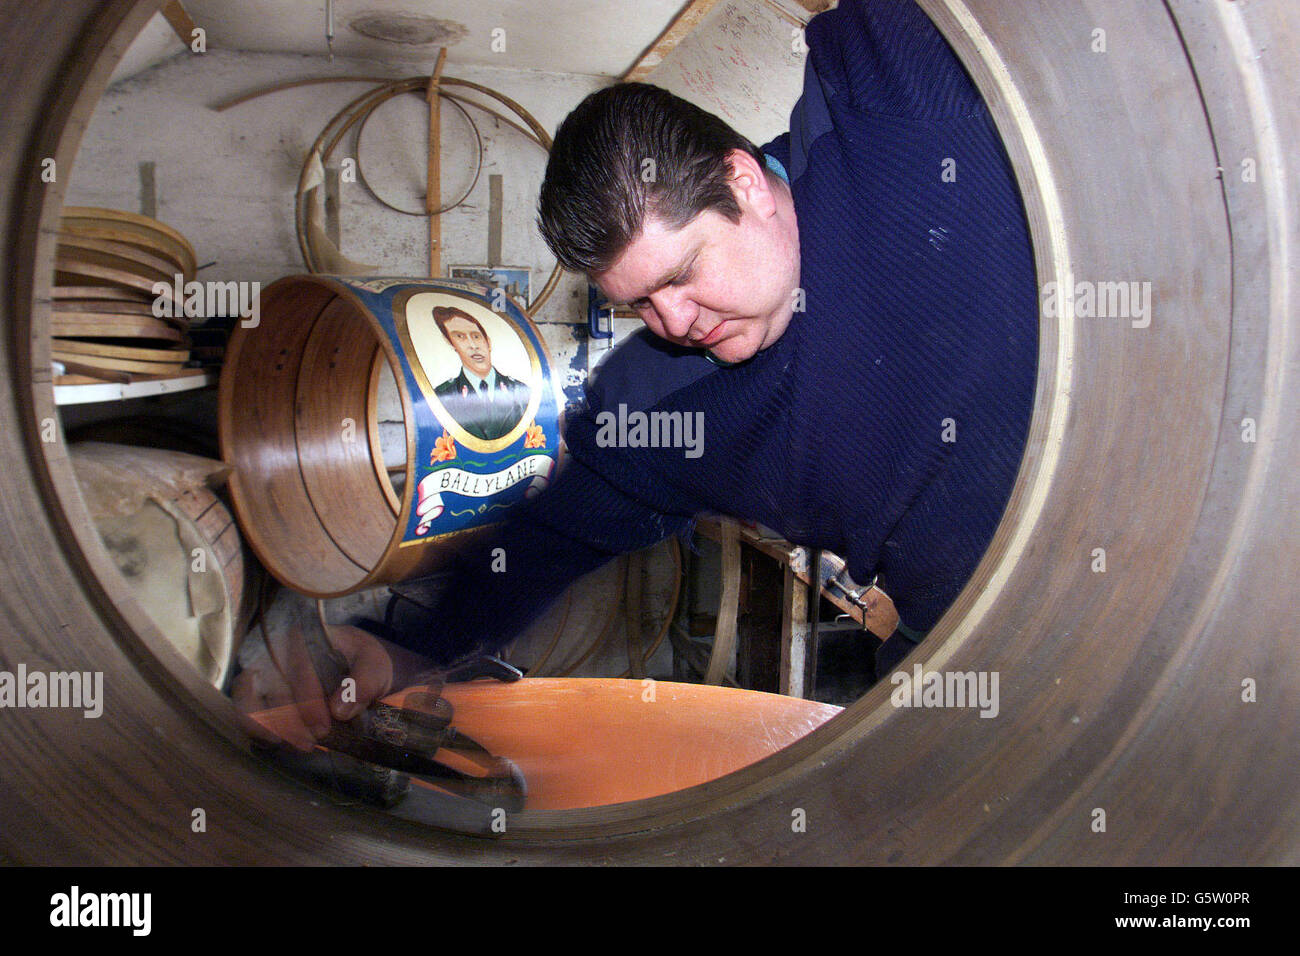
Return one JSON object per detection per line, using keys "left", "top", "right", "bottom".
{"left": 70, "top": 50, "right": 598, "bottom": 314}
{"left": 69, "top": 49, "right": 603, "bottom": 402}
{"left": 648, "top": 0, "right": 808, "bottom": 147}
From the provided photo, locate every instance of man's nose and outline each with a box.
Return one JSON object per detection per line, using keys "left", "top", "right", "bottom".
{"left": 649, "top": 288, "right": 699, "bottom": 339}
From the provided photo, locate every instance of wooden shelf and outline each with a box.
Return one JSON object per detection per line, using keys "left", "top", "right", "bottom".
{"left": 54, "top": 371, "right": 216, "bottom": 406}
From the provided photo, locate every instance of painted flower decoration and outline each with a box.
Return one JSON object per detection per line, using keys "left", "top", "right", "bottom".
{"left": 431, "top": 429, "right": 457, "bottom": 463}
{"left": 524, "top": 421, "right": 546, "bottom": 449}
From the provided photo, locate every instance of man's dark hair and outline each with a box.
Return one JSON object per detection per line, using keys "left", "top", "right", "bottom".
{"left": 537, "top": 82, "right": 765, "bottom": 274}
{"left": 432, "top": 306, "right": 487, "bottom": 344}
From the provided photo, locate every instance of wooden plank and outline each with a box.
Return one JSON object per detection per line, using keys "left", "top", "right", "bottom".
{"left": 54, "top": 298, "right": 187, "bottom": 330}
{"left": 622, "top": 0, "right": 725, "bottom": 82}
{"left": 59, "top": 222, "right": 191, "bottom": 278}
{"left": 779, "top": 565, "right": 810, "bottom": 698}
{"left": 138, "top": 160, "right": 156, "bottom": 220}
{"left": 53, "top": 338, "right": 189, "bottom": 363}
{"left": 426, "top": 48, "right": 447, "bottom": 277}
{"left": 56, "top": 263, "right": 166, "bottom": 299}
{"left": 160, "top": 0, "right": 197, "bottom": 48}
{"left": 704, "top": 516, "right": 740, "bottom": 685}
{"left": 52, "top": 350, "right": 186, "bottom": 375}
{"left": 58, "top": 233, "right": 177, "bottom": 282}
{"left": 487, "top": 173, "right": 503, "bottom": 268}
{"left": 53, "top": 314, "right": 185, "bottom": 342}
{"left": 54, "top": 374, "right": 122, "bottom": 386}
{"left": 53, "top": 298, "right": 161, "bottom": 316}
{"left": 53, "top": 284, "right": 153, "bottom": 302}
{"left": 60, "top": 207, "right": 197, "bottom": 277}
{"left": 54, "top": 359, "right": 130, "bottom": 383}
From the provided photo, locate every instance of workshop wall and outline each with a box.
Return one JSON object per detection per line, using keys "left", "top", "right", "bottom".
{"left": 651, "top": 0, "right": 808, "bottom": 147}
{"left": 67, "top": 0, "right": 809, "bottom": 384}
{"left": 66, "top": 48, "right": 602, "bottom": 398}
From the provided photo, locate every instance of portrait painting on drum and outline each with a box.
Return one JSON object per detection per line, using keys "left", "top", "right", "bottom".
{"left": 401, "top": 294, "right": 539, "bottom": 448}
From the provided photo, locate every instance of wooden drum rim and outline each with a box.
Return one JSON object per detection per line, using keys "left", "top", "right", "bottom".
{"left": 219, "top": 275, "right": 418, "bottom": 598}
{"left": 3, "top": 0, "right": 1297, "bottom": 863}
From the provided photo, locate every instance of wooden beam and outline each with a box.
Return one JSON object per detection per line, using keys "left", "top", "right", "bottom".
{"left": 426, "top": 48, "right": 447, "bottom": 277}
{"left": 622, "top": 0, "right": 725, "bottom": 83}
{"left": 324, "top": 165, "right": 341, "bottom": 249}
{"left": 624, "top": 549, "right": 646, "bottom": 678}
{"left": 790, "top": 0, "right": 835, "bottom": 14}
{"left": 704, "top": 517, "right": 740, "bottom": 685}
{"left": 780, "top": 565, "right": 810, "bottom": 698}
{"left": 160, "top": 1, "right": 197, "bottom": 48}
{"left": 138, "top": 161, "right": 156, "bottom": 220}
{"left": 693, "top": 515, "right": 898, "bottom": 639}
{"left": 487, "top": 174, "right": 503, "bottom": 267}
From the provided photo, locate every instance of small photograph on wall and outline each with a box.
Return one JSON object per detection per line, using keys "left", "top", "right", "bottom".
{"left": 448, "top": 265, "right": 531, "bottom": 310}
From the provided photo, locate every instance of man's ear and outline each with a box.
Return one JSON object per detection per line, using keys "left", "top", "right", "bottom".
{"left": 727, "top": 148, "right": 778, "bottom": 218}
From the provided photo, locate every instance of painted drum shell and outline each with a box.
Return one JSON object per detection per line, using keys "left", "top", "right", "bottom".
{"left": 218, "top": 275, "right": 563, "bottom": 598}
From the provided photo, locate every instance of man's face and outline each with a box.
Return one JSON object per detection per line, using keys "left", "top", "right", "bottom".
{"left": 591, "top": 153, "right": 800, "bottom": 365}
{"left": 444, "top": 316, "right": 492, "bottom": 378}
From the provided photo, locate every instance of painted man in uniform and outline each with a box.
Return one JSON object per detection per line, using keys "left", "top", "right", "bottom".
{"left": 431, "top": 306, "right": 529, "bottom": 442}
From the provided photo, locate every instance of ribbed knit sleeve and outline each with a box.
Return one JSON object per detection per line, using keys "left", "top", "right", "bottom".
{"left": 772, "top": 0, "right": 1037, "bottom": 633}
{"left": 806, "top": 0, "right": 987, "bottom": 120}
{"left": 387, "top": 359, "right": 701, "bottom": 663}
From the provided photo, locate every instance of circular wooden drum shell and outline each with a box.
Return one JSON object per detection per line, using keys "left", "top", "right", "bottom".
{"left": 219, "top": 275, "right": 479, "bottom": 597}
{"left": 2, "top": 0, "right": 1298, "bottom": 865}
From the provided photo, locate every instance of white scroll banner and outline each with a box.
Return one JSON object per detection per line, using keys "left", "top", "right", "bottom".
{"left": 414, "top": 454, "right": 556, "bottom": 536}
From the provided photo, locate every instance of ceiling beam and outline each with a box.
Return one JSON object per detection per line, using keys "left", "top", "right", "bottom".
{"left": 160, "top": 1, "right": 198, "bottom": 49}
{"left": 621, "top": 0, "right": 725, "bottom": 83}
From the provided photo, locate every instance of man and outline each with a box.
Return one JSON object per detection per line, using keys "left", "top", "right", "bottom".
{"left": 431, "top": 306, "right": 529, "bottom": 441}
{"left": 418, "top": 0, "right": 1035, "bottom": 662}
{"left": 260, "top": 0, "right": 1037, "bottom": 733}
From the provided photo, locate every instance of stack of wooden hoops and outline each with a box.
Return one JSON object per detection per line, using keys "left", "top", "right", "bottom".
{"left": 53, "top": 206, "right": 197, "bottom": 383}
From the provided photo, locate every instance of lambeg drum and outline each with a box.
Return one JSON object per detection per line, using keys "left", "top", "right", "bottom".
{"left": 218, "top": 275, "right": 564, "bottom": 598}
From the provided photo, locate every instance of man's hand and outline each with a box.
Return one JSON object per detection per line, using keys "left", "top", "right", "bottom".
{"left": 231, "top": 593, "right": 433, "bottom": 751}
{"left": 320, "top": 623, "right": 398, "bottom": 721}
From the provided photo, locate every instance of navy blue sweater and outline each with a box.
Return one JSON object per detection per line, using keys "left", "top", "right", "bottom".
{"left": 405, "top": 0, "right": 1037, "bottom": 662}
